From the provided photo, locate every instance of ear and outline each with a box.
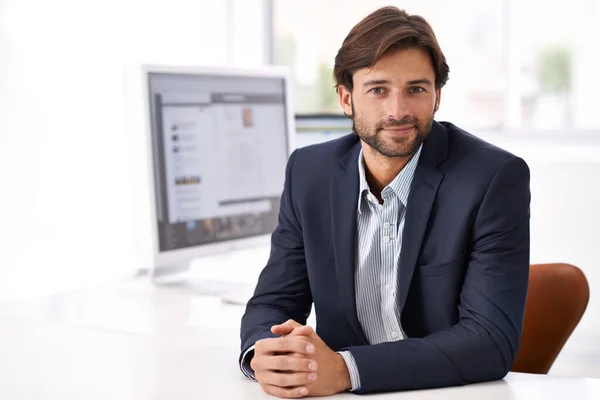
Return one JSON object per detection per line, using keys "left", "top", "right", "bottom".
{"left": 337, "top": 85, "right": 353, "bottom": 117}
{"left": 434, "top": 88, "right": 441, "bottom": 112}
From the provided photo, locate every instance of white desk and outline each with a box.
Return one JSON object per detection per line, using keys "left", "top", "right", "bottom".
{"left": 0, "top": 280, "right": 599, "bottom": 399}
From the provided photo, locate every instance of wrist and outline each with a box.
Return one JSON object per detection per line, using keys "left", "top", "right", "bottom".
{"left": 335, "top": 353, "right": 352, "bottom": 392}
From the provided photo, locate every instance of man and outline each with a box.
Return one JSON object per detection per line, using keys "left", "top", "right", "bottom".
{"left": 239, "top": 6, "right": 530, "bottom": 398}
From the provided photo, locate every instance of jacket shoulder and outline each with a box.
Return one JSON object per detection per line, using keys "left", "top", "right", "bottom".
{"left": 441, "top": 122, "right": 527, "bottom": 170}
{"left": 292, "top": 133, "right": 359, "bottom": 172}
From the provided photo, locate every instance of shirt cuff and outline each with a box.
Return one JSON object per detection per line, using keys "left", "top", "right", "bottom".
{"left": 337, "top": 351, "right": 361, "bottom": 392}
{"left": 240, "top": 345, "right": 257, "bottom": 381}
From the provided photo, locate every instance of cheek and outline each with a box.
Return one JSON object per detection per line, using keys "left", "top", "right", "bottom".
{"left": 412, "top": 101, "right": 436, "bottom": 117}
{"left": 355, "top": 110, "right": 376, "bottom": 129}
{"left": 355, "top": 100, "right": 385, "bottom": 122}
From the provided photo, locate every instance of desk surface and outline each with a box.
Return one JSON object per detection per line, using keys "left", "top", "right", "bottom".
{"left": 0, "top": 280, "right": 599, "bottom": 399}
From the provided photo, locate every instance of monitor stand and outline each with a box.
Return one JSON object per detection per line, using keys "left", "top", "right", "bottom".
{"left": 150, "top": 246, "right": 269, "bottom": 305}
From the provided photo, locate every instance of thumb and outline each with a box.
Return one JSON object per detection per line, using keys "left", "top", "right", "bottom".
{"left": 271, "top": 319, "right": 303, "bottom": 336}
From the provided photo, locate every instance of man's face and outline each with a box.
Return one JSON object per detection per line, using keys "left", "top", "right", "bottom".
{"left": 338, "top": 47, "right": 441, "bottom": 158}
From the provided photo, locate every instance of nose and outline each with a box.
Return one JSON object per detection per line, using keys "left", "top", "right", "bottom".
{"left": 386, "top": 92, "right": 410, "bottom": 120}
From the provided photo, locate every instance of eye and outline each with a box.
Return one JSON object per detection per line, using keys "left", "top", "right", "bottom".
{"left": 409, "top": 86, "right": 425, "bottom": 93}
{"left": 369, "top": 87, "right": 385, "bottom": 95}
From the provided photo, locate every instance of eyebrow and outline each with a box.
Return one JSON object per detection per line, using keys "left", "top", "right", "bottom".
{"left": 362, "top": 79, "right": 391, "bottom": 87}
{"left": 407, "top": 79, "right": 434, "bottom": 86}
{"left": 362, "top": 78, "right": 434, "bottom": 87}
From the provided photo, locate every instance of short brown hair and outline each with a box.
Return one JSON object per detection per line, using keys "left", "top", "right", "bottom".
{"left": 334, "top": 6, "right": 449, "bottom": 92}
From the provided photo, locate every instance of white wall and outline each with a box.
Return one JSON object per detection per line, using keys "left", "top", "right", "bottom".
{"left": 0, "top": 0, "right": 268, "bottom": 298}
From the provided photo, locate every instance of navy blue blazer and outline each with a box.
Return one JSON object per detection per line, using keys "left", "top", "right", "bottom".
{"left": 240, "top": 121, "right": 530, "bottom": 394}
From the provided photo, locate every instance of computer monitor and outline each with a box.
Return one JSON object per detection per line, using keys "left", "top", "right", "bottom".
{"left": 295, "top": 114, "right": 352, "bottom": 148}
{"left": 140, "top": 65, "right": 295, "bottom": 291}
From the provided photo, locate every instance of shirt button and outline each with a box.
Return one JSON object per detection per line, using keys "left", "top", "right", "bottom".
{"left": 383, "top": 222, "right": 390, "bottom": 229}
{"left": 383, "top": 236, "right": 390, "bottom": 243}
{"left": 391, "top": 331, "right": 399, "bottom": 338}
{"left": 385, "top": 284, "right": 392, "bottom": 291}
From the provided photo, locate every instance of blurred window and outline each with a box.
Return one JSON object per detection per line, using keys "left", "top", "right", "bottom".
{"left": 273, "top": 0, "right": 600, "bottom": 132}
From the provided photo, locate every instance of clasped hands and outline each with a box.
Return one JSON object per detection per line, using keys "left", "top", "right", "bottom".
{"left": 250, "top": 319, "right": 352, "bottom": 398}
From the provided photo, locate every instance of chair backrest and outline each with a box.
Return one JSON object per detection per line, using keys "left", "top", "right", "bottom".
{"left": 511, "top": 263, "right": 589, "bottom": 374}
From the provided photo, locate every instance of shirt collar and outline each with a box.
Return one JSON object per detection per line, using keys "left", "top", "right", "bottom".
{"left": 357, "top": 144, "right": 423, "bottom": 214}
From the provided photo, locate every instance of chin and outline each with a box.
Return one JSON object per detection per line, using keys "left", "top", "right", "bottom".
{"left": 379, "top": 140, "right": 421, "bottom": 158}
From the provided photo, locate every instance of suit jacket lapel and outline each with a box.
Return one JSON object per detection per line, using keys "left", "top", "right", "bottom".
{"left": 396, "top": 122, "right": 447, "bottom": 314}
{"left": 330, "top": 142, "right": 368, "bottom": 344}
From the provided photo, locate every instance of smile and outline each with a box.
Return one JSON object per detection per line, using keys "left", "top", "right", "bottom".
{"left": 380, "top": 126, "right": 414, "bottom": 135}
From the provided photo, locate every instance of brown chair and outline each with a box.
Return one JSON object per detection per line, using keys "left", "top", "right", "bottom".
{"left": 511, "top": 263, "right": 590, "bottom": 374}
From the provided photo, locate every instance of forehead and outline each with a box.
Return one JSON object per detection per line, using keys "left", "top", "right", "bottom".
{"left": 354, "top": 47, "right": 435, "bottom": 83}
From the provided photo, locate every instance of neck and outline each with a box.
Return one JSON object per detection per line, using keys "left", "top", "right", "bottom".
{"left": 362, "top": 145, "right": 413, "bottom": 201}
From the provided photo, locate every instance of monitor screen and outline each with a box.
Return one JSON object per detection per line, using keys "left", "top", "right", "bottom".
{"left": 295, "top": 114, "right": 352, "bottom": 148}
{"left": 146, "top": 71, "right": 290, "bottom": 252}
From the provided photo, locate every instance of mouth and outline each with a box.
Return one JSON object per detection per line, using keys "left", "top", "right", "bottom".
{"left": 380, "top": 125, "right": 414, "bottom": 135}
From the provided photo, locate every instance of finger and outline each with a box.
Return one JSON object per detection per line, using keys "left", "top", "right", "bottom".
{"left": 256, "top": 337, "right": 315, "bottom": 356}
{"left": 254, "top": 355, "right": 318, "bottom": 373}
{"left": 262, "top": 384, "right": 309, "bottom": 399}
{"left": 289, "top": 326, "right": 316, "bottom": 338}
{"left": 258, "top": 370, "right": 316, "bottom": 389}
{"left": 271, "top": 319, "right": 303, "bottom": 336}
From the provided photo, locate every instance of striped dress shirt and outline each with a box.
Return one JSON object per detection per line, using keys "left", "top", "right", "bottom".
{"left": 339, "top": 144, "right": 422, "bottom": 391}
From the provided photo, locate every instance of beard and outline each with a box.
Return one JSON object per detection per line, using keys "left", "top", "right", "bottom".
{"left": 350, "top": 102, "right": 433, "bottom": 158}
